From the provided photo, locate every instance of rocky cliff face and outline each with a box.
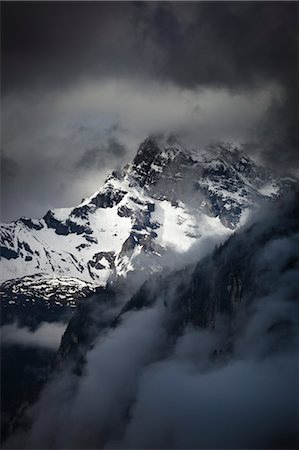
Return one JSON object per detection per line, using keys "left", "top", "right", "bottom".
{"left": 58, "top": 191, "right": 299, "bottom": 367}
{"left": 32, "top": 191, "right": 297, "bottom": 450}
{"left": 0, "top": 135, "right": 296, "bottom": 304}
{"left": 3, "top": 142, "right": 298, "bottom": 449}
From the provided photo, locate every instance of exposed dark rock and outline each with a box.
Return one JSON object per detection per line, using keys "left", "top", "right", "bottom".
{"left": 76, "top": 243, "right": 89, "bottom": 251}
{"left": 85, "top": 235, "right": 98, "bottom": 244}
{"left": 71, "top": 205, "right": 93, "bottom": 220}
{"left": 119, "top": 231, "right": 159, "bottom": 257}
{"left": 87, "top": 252, "right": 116, "bottom": 276}
{"left": 43, "top": 211, "right": 70, "bottom": 235}
{"left": 147, "top": 203, "right": 155, "bottom": 212}
{"left": 117, "top": 205, "right": 133, "bottom": 218}
{"left": 65, "top": 219, "right": 92, "bottom": 235}
{"left": 130, "top": 137, "right": 162, "bottom": 187}
{"left": 0, "top": 246, "right": 18, "bottom": 260}
{"left": 57, "top": 287, "right": 118, "bottom": 362}
{"left": 43, "top": 211, "right": 93, "bottom": 236}
{"left": 19, "top": 218, "right": 44, "bottom": 230}
{"left": 23, "top": 242, "right": 33, "bottom": 254}
{"left": 90, "top": 187, "right": 127, "bottom": 208}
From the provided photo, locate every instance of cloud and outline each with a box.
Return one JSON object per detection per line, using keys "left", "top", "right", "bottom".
{"left": 1, "top": 79, "right": 279, "bottom": 221}
{"left": 5, "top": 306, "right": 167, "bottom": 449}
{"left": 76, "top": 137, "right": 127, "bottom": 172}
{"left": 1, "top": 2, "right": 298, "bottom": 221}
{"left": 2, "top": 3, "right": 297, "bottom": 93}
{"left": 4, "top": 196, "right": 299, "bottom": 449}
{"left": 246, "top": 92, "right": 299, "bottom": 172}
{"left": 118, "top": 354, "right": 297, "bottom": 450}
{"left": 0, "top": 153, "right": 19, "bottom": 219}
{"left": 0, "top": 154, "right": 19, "bottom": 179}
{"left": 1, "top": 321, "right": 67, "bottom": 350}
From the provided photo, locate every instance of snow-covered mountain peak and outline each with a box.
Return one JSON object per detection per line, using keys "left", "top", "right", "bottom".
{"left": 127, "top": 136, "right": 257, "bottom": 192}
{"left": 0, "top": 136, "right": 297, "bottom": 291}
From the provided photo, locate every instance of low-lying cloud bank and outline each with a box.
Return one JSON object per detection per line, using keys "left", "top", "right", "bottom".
{"left": 1, "top": 321, "right": 67, "bottom": 350}
{"left": 4, "top": 196, "right": 299, "bottom": 449}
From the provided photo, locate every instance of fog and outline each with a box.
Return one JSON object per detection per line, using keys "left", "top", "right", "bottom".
{"left": 1, "top": 81, "right": 279, "bottom": 222}
{"left": 5, "top": 196, "right": 298, "bottom": 449}
{"left": 1, "top": 321, "right": 67, "bottom": 350}
{"left": 2, "top": 1, "right": 298, "bottom": 221}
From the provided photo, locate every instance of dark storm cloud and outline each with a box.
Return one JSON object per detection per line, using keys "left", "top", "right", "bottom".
{"left": 135, "top": 2, "right": 298, "bottom": 169}
{"left": 77, "top": 137, "right": 127, "bottom": 171}
{"left": 2, "top": 2, "right": 297, "bottom": 92}
{"left": 1, "top": 154, "right": 19, "bottom": 179}
{"left": 249, "top": 93, "right": 299, "bottom": 171}
{"left": 0, "top": 153, "right": 20, "bottom": 220}
{"left": 184, "top": 0, "right": 295, "bottom": 92}
{"left": 1, "top": 1, "right": 298, "bottom": 220}
{"left": 1, "top": 1, "right": 150, "bottom": 93}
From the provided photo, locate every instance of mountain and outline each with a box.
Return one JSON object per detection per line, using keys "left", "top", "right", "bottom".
{"left": 2, "top": 136, "right": 298, "bottom": 449}
{"left": 58, "top": 190, "right": 299, "bottom": 364}
{"left": 1, "top": 275, "right": 98, "bottom": 329}
{"left": 10, "top": 191, "right": 298, "bottom": 450}
{"left": 0, "top": 135, "right": 296, "bottom": 304}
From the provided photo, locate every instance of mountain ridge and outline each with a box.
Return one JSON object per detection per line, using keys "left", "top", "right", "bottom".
{"left": 0, "top": 135, "right": 296, "bottom": 302}
{"left": 18, "top": 190, "right": 298, "bottom": 450}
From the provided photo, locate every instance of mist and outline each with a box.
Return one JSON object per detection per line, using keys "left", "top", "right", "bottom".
{"left": 2, "top": 1, "right": 298, "bottom": 221}
{"left": 1, "top": 2, "right": 298, "bottom": 448}
{"left": 1, "top": 81, "right": 279, "bottom": 222}
{"left": 1, "top": 322, "right": 67, "bottom": 350}
{"left": 4, "top": 195, "right": 298, "bottom": 449}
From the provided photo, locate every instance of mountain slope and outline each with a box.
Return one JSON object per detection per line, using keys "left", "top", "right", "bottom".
{"left": 0, "top": 136, "right": 296, "bottom": 293}
{"left": 58, "top": 190, "right": 299, "bottom": 363}
{"left": 10, "top": 191, "right": 298, "bottom": 450}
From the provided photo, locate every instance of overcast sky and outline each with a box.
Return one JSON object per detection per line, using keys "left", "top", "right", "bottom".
{"left": 1, "top": 1, "right": 298, "bottom": 222}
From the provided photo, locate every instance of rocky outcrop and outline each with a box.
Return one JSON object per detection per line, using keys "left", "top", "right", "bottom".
{"left": 43, "top": 211, "right": 93, "bottom": 236}
{"left": 0, "top": 135, "right": 297, "bottom": 290}
{"left": 90, "top": 187, "right": 127, "bottom": 208}
{"left": 57, "top": 192, "right": 299, "bottom": 367}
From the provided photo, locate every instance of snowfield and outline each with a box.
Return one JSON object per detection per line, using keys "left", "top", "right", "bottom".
{"left": 0, "top": 136, "right": 296, "bottom": 301}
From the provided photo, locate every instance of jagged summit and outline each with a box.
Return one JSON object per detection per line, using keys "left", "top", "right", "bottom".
{"left": 127, "top": 135, "right": 263, "bottom": 191}
{"left": 131, "top": 133, "right": 242, "bottom": 163}
{"left": 0, "top": 135, "right": 296, "bottom": 293}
